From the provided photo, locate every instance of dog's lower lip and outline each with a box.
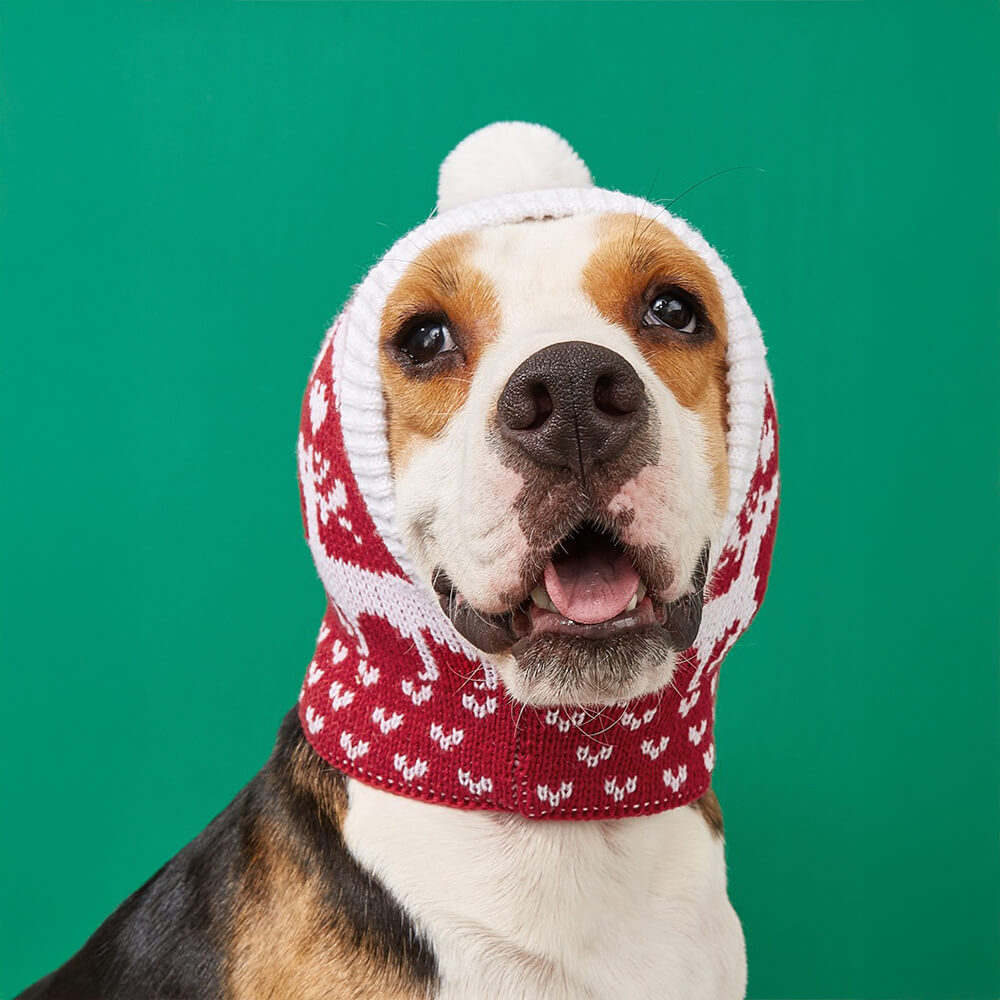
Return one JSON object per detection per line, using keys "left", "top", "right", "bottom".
{"left": 433, "top": 570, "right": 517, "bottom": 652}
{"left": 515, "top": 595, "right": 658, "bottom": 645}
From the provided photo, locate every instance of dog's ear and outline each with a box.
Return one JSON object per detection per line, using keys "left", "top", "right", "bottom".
{"left": 437, "top": 122, "right": 593, "bottom": 213}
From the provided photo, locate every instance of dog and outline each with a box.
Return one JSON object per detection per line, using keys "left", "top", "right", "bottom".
{"left": 18, "top": 122, "right": 778, "bottom": 1000}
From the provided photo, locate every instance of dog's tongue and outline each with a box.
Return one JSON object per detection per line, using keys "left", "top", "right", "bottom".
{"left": 543, "top": 537, "right": 640, "bottom": 625}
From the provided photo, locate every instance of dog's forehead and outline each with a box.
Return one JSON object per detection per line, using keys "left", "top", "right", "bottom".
{"left": 469, "top": 214, "right": 600, "bottom": 331}
{"left": 464, "top": 213, "right": 726, "bottom": 350}
{"left": 467, "top": 212, "right": 722, "bottom": 327}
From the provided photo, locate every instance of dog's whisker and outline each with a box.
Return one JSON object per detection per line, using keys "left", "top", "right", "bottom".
{"left": 665, "top": 164, "right": 764, "bottom": 212}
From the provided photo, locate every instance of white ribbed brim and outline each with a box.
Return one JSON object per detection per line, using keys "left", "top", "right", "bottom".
{"left": 331, "top": 186, "right": 769, "bottom": 589}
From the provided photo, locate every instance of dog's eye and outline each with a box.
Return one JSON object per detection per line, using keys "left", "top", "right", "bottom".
{"left": 643, "top": 290, "right": 699, "bottom": 334}
{"left": 397, "top": 319, "right": 457, "bottom": 364}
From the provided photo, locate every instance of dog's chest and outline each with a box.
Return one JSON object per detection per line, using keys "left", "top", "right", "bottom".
{"left": 342, "top": 781, "right": 745, "bottom": 999}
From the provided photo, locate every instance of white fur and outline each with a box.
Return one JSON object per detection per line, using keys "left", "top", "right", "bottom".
{"left": 344, "top": 779, "right": 746, "bottom": 999}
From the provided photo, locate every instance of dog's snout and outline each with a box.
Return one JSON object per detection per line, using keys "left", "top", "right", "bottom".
{"left": 497, "top": 341, "right": 646, "bottom": 473}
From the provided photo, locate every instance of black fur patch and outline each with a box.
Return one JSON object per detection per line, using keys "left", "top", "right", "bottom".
{"left": 15, "top": 711, "right": 438, "bottom": 999}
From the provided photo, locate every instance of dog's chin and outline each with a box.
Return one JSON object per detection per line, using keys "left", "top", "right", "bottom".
{"left": 502, "top": 596, "right": 677, "bottom": 706}
{"left": 493, "top": 629, "right": 677, "bottom": 707}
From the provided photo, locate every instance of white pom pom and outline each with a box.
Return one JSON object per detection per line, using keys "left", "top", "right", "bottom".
{"left": 437, "top": 122, "right": 593, "bottom": 213}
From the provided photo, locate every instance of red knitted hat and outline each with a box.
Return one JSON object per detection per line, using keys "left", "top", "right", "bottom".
{"left": 296, "top": 123, "right": 779, "bottom": 819}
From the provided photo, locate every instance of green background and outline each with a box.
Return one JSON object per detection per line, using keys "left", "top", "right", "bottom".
{"left": 1, "top": 2, "right": 997, "bottom": 998}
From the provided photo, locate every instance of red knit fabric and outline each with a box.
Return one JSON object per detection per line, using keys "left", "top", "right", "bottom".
{"left": 296, "top": 323, "right": 779, "bottom": 820}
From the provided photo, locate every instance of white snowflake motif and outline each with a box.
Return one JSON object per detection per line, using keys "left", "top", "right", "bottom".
{"left": 430, "top": 724, "right": 465, "bottom": 751}
{"left": 603, "top": 776, "right": 638, "bottom": 803}
{"left": 640, "top": 737, "right": 670, "bottom": 760}
{"left": 356, "top": 659, "right": 380, "bottom": 687}
{"left": 304, "top": 705, "right": 324, "bottom": 735}
{"left": 457, "top": 770, "right": 493, "bottom": 797}
{"left": 678, "top": 691, "right": 700, "bottom": 718}
{"left": 328, "top": 681, "right": 355, "bottom": 711}
{"left": 576, "top": 744, "right": 613, "bottom": 768}
{"left": 619, "top": 707, "right": 657, "bottom": 731}
{"left": 393, "top": 754, "right": 428, "bottom": 782}
{"left": 402, "top": 680, "right": 433, "bottom": 706}
{"left": 536, "top": 782, "right": 574, "bottom": 809}
{"left": 662, "top": 765, "right": 688, "bottom": 794}
{"left": 339, "top": 732, "right": 369, "bottom": 761}
{"left": 462, "top": 692, "right": 497, "bottom": 718}
{"left": 371, "top": 707, "right": 404, "bottom": 734}
{"left": 544, "top": 709, "right": 587, "bottom": 733}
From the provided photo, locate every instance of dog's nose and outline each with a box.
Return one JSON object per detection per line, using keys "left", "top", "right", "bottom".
{"left": 496, "top": 341, "right": 646, "bottom": 474}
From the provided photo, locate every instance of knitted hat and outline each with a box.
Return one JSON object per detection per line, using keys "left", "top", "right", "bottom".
{"left": 297, "top": 122, "right": 778, "bottom": 819}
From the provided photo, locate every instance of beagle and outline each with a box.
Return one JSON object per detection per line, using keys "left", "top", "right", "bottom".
{"left": 18, "top": 123, "right": 777, "bottom": 1000}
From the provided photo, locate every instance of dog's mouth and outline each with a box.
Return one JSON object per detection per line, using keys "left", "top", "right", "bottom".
{"left": 432, "top": 521, "right": 709, "bottom": 658}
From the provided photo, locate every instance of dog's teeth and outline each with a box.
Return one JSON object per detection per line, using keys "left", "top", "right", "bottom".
{"left": 531, "top": 584, "right": 555, "bottom": 612}
{"left": 636, "top": 581, "right": 647, "bottom": 602}
{"left": 625, "top": 594, "right": 639, "bottom": 613}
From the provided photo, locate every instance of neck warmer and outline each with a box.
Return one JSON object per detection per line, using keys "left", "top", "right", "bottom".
{"left": 296, "top": 123, "right": 778, "bottom": 820}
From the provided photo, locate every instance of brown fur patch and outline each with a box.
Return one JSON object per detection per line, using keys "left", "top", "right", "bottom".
{"left": 691, "top": 787, "right": 724, "bottom": 838}
{"left": 226, "top": 820, "right": 424, "bottom": 999}
{"left": 225, "top": 728, "right": 432, "bottom": 999}
{"left": 582, "top": 214, "right": 730, "bottom": 512}
{"left": 379, "top": 232, "right": 501, "bottom": 474}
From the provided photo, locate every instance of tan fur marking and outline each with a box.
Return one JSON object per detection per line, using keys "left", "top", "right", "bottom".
{"left": 691, "top": 787, "right": 724, "bottom": 839}
{"left": 379, "top": 232, "right": 501, "bottom": 474}
{"left": 226, "top": 750, "right": 426, "bottom": 1000}
{"left": 226, "top": 819, "right": 424, "bottom": 999}
{"left": 583, "top": 215, "right": 730, "bottom": 512}
{"left": 227, "top": 817, "right": 424, "bottom": 1000}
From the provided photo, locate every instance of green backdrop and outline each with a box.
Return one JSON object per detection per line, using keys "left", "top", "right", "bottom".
{"left": 2, "top": 3, "right": 997, "bottom": 998}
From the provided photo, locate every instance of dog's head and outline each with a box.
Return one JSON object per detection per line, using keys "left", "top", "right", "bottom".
{"left": 380, "top": 212, "right": 729, "bottom": 706}
{"left": 303, "top": 123, "right": 775, "bottom": 721}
